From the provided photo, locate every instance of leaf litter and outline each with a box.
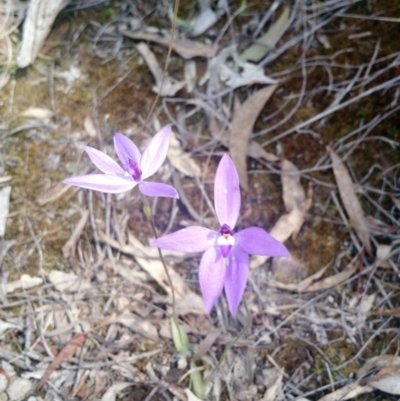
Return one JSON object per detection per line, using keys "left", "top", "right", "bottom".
{"left": 1, "top": 0, "right": 400, "bottom": 400}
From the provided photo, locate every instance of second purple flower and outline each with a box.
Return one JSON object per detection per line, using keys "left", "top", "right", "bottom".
{"left": 63, "top": 125, "right": 178, "bottom": 198}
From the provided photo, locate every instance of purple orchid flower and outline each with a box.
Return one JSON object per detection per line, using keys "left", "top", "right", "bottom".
{"left": 63, "top": 125, "right": 178, "bottom": 198}
{"left": 152, "top": 154, "right": 290, "bottom": 315}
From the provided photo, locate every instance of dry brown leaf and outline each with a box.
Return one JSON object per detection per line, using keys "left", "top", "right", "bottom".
{"left": 114, "top": 311, "right": 159, "bottom": 342}
{"left": 358, "top": 355, "right": 400, "bottom": 381}
{"left": 317, "top": 382, "right": 373, "bottom": 401}
{"left": 230, "top": 85, "right": 277, "bottom": 191}
{"left": 168, "top": 131, "right": 201, "bottom": 177}
{"left": 357, "top": 355, "right": 400, "bottom": 395}
{"left": 37, "top": 333, "right": 85, "bottom": 390}
{"left": 193, "top": 327, "right": 222, "bottom": 361}
{"left": 262, "top": 368, "right": 284, "bottom": 401}
{"left": 369, "top": 367, "right": 400, "bottom": 395}
{"left": 304, "top": 264, "right": 357, "bottom": 292}
{"left": 281, "top": 159, "right": 306, "bottom": 212}
{"left": 136, "top": 42, "right": 185, "bottom": 96}
{"left": 251, "top": 182, "right": 312, "bottom": 269}
{"left": 268, "top": 262, "right": 357, "bottom": 292}
{"left": 327, "top": 146, "right": 372, "bottom": 255}
{"left": 247, "top": 140, "right": 279, "bottom": 162}
{"left": 269, "top": 262, "right": 328, "bottom": 291}
{"left": 101, "top": 382, "right": 132, "bottom": 401}
{"left": 120, "top": 28, "right": 217, "bottom": 59}
{"left": 209, "top": 115, "right": 278, "bottom": 162}
{"left": 135, "top": 257, "right": 204, "bottom": 315}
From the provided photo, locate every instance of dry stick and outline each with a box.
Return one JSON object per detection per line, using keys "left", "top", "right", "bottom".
{"left": 144, "top": 0, "right": 180, "bottom": 126}
{"left": 262, "top": 75, "right": 400, "bottom": 147}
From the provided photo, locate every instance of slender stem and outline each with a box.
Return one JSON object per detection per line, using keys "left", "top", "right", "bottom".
{"left": 141, "top": 195, "right": 177, "bottom": 322}
{"left": 210, "top": 299, "right": 252, "bottom": 378}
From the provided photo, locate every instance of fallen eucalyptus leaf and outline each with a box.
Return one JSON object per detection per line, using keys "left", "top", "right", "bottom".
{"left": 328, "top": 146, "right": 372, "bottom": 255}
{"left": 240, "top": 6, "right": 291, "bottom": 62}
{"left": 121, "top": 28, "right": 218, "bottom": 59}
{"left": 230, "top": 85, "right": 278, "bottom": 191}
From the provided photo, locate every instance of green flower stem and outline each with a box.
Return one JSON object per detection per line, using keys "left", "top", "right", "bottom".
{"left": 141, "top": 195, "right": 178, "bottom": 322}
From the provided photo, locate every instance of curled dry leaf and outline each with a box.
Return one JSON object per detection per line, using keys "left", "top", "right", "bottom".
{"left": 168, "top": 131, "right": 201, "bottom": 177}
{"left": 48, "top": 270, "right": 91, "bottom": 292}
{"left": 229, "top": 85, "right": 278, "bottom": 191}
{"left": 37, "top": 333, "right": 85, "bottom": 391}
{"left": 101, "top": 382, "right": 132, "bottom": 401}
{"left": 136, "top": 42, "right": 185, "bottom": 96}
{"left": 262, "top": 367, "right": 284, "bottom": 401}
{"left": 190, "top": 7, "right": 220, "bottom": 37}
{"left": 327, "top": 146, "right": 372, "bottom": 255}
{"left": 219, "top": 62, "right": 277, "bottom": 89}
{"left": 358, "top": 355, "right": 400, "bottom": 395}
{"left": 121, "top": 28, "right": 218, "bottom": 59}
{"left": 317, "top": 382, "right": 373, "bottom": 401}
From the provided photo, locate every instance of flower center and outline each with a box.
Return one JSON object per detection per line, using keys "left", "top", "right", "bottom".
{"left": 125, "top": 159, "right": 142, "bottom": 181}
{"left": 218, "top": 224, "right": 235, "bottom": 258}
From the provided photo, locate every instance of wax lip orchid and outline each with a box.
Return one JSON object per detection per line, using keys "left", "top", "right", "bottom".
{"left": 152, "top": 154, "right": 291, "bottom": 315}
{"left": 63, "top": 125, "right": 178, "bottom": 198}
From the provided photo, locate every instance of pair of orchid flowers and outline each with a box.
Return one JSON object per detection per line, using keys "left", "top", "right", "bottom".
{"left": 63, "top": 126, "right": 290, "bottom": 315}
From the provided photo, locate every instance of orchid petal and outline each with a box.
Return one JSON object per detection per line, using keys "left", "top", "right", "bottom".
{"left": 113, "top": 133, "right": 141, "bottom": 167}
{"left": 225, "top": 248, "right": 249, "bottom": 315}
{"left": 235, "top": 227, "right": 291, "bottom": 257}
{"left": 63, "top": 174, "right": 136, "bottom": 193}
{"left": 214, "top": 154, "right": 240, "bottom": 228}
{"left": 84, "top": 146, "right": 124, "bottom": 175}
{"left": 141, "top": 126, "right": 171, "bottom": 179}
{"left": 152, "top": 227, "right": 217, "bottom": 253}
{"left": 199, "top": 246, "right": 226, "bottom": 314}
{"left": 139, "top": 181, "right": 179, "bottom": 198}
